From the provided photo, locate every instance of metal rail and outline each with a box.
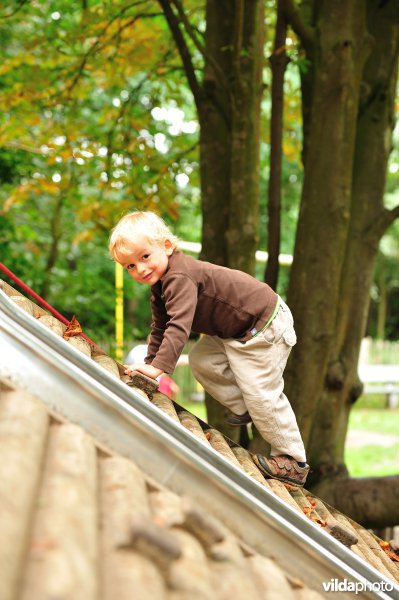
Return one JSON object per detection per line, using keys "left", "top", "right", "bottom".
{"left": 0, "top": 289, "right": 397, "bottom": 600}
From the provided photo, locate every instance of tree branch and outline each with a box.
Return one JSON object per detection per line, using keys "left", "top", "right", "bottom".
{"left": 63, "top": 7, "right": 162, "bottom": 99}
{"left": 367, "top": 204, "right": 399, "bottom": 243}
{"left": 264, "top": 0, "right": 290, "bottom": 289}
{"left": 0, "top": 0, "right": 28, "bottom": 19}
{"left": 157, "top": 0, "right": 203, "bottom": 112}
{"left": 383, "top": 204, "right": 399, "bottom": 229}
{"left": 3, "top": 141, "right": 45, "bottom": 155}
{"left": 170, "top": 0, "right": 206, "bottom": 56}
{"left": 171, "top": 0, "right": 230, "bottom": 100}
{"left": 280, "top": 0, "right": 315, "bottom": 55}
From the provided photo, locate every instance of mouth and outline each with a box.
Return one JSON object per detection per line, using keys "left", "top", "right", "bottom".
{"left": 143, "top": 272, "right": 153, "bottom": 281}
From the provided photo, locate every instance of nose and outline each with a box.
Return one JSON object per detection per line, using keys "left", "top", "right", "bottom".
{"left": 136, "top": 262, "right": 146, "bottom": 275}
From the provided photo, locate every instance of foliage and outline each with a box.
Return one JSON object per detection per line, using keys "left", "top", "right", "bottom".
{"left": 0, "top": 0, "right": 299, "bottom": 346}
{"left": 0, "top": 0, "right": 201, "bottom": 345}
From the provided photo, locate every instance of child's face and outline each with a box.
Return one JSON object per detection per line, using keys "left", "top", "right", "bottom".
{"left": 117, "top": 234, "right": 174, "bottom": 286}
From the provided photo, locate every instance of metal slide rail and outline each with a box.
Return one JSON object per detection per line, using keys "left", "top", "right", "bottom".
{"left": 0, "top": 290, "right": 397, "bottom": 600}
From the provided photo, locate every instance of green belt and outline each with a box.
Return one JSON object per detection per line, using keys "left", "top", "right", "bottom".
{"left": 251, "top": 296, "right": 281, "bottom": 339}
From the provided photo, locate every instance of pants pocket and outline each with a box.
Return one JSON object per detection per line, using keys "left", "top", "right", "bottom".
{"left": 261, "top": 325, "right": 276, "bottom": 345}
{"left": 283, "top": 326, "right": 297, "bottom": 347}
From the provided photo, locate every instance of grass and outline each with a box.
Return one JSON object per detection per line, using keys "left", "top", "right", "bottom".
{"left": 349, "top": 406, "right": 399, "bottom": 436}
{"left": 345, "top": 395, "right": 399, "bottom": 477}
{"left": 179, "top": 400, "right": 207, "bottom": 421}
{"left": 345, "top": 442, "right": 399, "bottom": 477}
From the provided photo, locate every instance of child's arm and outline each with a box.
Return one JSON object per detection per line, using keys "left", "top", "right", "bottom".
{"left": 144, "top": 285, "right": 168, "bottom": 366}
{"left": 149, "top": 273, "right": 197, "bottom": 373}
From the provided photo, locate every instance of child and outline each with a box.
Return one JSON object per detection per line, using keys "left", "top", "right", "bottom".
{"left": 109, "top": 211, "right": 309, "bottom": 486}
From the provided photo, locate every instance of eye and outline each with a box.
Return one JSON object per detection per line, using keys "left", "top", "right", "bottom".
{"left": 142, "top": 253, "right": 150, "bottom": 260}
{"left": 126, "top": 264, "right": 135, "bottom": 271}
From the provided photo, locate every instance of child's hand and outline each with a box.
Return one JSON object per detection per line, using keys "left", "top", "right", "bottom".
{"left": 125, "top": 363, "right": 163, "bottom": 380}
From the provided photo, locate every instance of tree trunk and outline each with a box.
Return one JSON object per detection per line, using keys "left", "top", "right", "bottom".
{"left": 286, "top": 0, "right": 399, "bottom": 526}
{"left": 157, "top": 0, "right": 263, "bottom": 270}
{"left": 199, "top": 0, "right": 265, "bottom": 274}
{"left": 285, "top": 0, "right": 371, "bottom": 443}
{"left": 264, "top": 0, "right": 289, "bottom": 289}
{"left": 307, "top": 0, "right": 399, "bottom": 481}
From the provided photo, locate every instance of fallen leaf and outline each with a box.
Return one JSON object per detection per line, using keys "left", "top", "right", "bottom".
{"left": 380, "top": 540, "right": 399, "bottom": 562}
{"left": 63, "top": 315, "right": 83, "bottom": 339}
{"left": 287, "top": 576, "right": 304, "bottom": 589}
{"left": 302, "top": 498, "right": 326, "bottom": 527}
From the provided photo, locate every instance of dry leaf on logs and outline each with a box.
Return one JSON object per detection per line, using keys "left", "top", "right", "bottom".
{"left": 380, "top": 540, "right": 399, "bottom": 562}
{"left": 303, "top": 496, "right": 326, "bottom": 527}
{"left": 63, "top": 315, "right": 83, "bottom": 339}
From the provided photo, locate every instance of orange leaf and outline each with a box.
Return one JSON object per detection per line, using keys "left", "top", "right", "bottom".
{"left": 306, "top": 495, "right": 316, "bottom": 508}
{"left": 63, "top": 315, "right": 83, "bottom": 339}
{"left": 379, "top": 541, "right": 399, "bottom": 562}
{"left": 302, "top": 499, "right": 326, "bottom": 528}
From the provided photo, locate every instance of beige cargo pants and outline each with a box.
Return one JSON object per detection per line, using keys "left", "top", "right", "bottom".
{"left": 189, "top": 299, "right": 306, "bottom": 463}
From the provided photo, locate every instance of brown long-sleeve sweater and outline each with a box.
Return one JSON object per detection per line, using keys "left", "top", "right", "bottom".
{"left": 145, "top": 251, "right": 278, "bottom": 373}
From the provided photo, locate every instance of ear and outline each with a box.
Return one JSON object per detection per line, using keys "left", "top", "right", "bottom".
{"left": 164, "top": 239, "right": 174, "bottom": 256}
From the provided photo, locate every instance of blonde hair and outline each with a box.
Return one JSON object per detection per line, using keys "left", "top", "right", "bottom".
{"left": 109, "top": 211, "right": 179, "bottom": 260}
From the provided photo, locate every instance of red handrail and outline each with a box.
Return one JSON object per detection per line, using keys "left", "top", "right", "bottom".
{"left": 0, "top": 262, "right": 100, "bottom": 348}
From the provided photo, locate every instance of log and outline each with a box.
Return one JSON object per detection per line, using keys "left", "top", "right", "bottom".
{"left": 168, "top": 527, "right": 213, "bottom": 599}
{"left": 232, "top": 447, "right": 271, "bottom": 488}
{"left": 21, "top": 423, "right": 99, "bottom": 600}
{"left": 151, "top": 392, "right": 180, "bottom": 423}
{"left": 99, "top": 456, "right": 166, "bottom": 600}
{"left": 149, "top": 487, "right": 184, "bottom": 529}
{"left": 0, "top": 390, "right": 49, "bottom": 600}
{"left": 100, "top": 455, "right": 151, "bottom": 548}
{"left": 205, "top": 429, "right": 242, "bottom": 468}
{"left": 67, "top": 336, "right": 92, "bottom": 357}
{"left": 267, "top": 479, "right": 304, "bottom": 514}
{"left": 248, "top": 554, "right": 296, "bottom": 600}
{"left": 208, "top": 533, "right": 262, "bottom": 600}
{"left": 92, "top": 353, "right": 120, "bottom": 378}
{"left": 10, "top": 295, "right": 35, "bottom": 316}
{"left": 38, "top": 314, "right": 65, "bottom": 336}
{"left": 178, "top": 410, "right": 209, "bottom": 443}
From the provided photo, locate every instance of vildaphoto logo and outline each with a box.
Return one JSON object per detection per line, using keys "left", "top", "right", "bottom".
{"left": 322, "top": 578, "right": 395, "bottom": 594}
